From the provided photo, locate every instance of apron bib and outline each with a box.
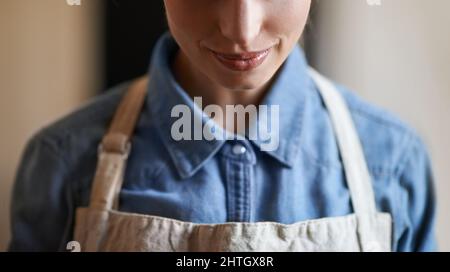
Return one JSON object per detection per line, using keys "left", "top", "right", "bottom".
{"left": 73, "top": 68, "right": 392, "bottom": 252}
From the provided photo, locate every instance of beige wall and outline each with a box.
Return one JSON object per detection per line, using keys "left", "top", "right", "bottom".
{"left": 310, "top": 0, "right": 450, "bottom": 251}
{"left": 0, "top": 0, "right": 102, "bottom": 250}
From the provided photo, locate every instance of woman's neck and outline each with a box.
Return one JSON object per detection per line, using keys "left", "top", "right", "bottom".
{"left": 172, "top": 49, "right": 274, "bottom": 135}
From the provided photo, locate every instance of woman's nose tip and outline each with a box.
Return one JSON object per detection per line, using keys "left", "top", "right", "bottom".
{"left": 219, "top": 1, "right": 263, "bottom": 47}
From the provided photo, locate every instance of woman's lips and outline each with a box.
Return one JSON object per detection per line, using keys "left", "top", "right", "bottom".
{"left": 210, "top": 48, "right": 271, "bottom": 72}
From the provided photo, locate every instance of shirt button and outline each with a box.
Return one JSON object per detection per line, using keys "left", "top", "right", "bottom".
{"left": 232, "top": 144, "right": 247, "bottom": 155}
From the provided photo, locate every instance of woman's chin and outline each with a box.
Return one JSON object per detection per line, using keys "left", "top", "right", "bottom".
{"left": 208, "top": 70, "right": 273, "bottom": 92}
{"left": 215, "top": 79, "right": 266, "bottom": 92}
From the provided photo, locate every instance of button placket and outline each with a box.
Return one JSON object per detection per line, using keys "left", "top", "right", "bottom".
{"left": 224, "top": 141, "right": 255, "bottom": 222}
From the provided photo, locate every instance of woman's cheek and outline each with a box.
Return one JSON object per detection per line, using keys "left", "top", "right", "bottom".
{"left": 267, "top": 1, "right": 310, "bottom": 36}
{"left": 165, "top": 2, "right": 212, "bottom": 38}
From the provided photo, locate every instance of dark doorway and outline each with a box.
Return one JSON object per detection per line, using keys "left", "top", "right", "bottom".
{"left": 104, "top": 0, "right": 167, "bottom": 89}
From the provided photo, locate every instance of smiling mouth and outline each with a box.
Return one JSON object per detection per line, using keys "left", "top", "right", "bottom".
{"left": 210, "top": 48, "right": 272, "bottom": 72}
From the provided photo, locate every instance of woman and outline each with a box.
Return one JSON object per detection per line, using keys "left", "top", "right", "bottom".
{"left": 9, "top": 0, "right": 436, "bottom": 251}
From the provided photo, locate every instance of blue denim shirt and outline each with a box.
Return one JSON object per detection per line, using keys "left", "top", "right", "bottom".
{"left": 9, "top": 32, "right": 437, "bottom": 251}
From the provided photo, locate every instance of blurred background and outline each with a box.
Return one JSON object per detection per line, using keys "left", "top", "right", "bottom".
{"left": 0, "top": 0, "right": 449, "bottom": 251}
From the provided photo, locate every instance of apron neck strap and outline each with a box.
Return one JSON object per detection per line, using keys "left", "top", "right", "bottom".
{"left": 101, "top": 76, "right": 149, "bottom": 154}
{"left": 89, "top": 76, "right": 148, "bottom": 211}
{"left": 308, "top": 67, "right": 380, "bottom": 251}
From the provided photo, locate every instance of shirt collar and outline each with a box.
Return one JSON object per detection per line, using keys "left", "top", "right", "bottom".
{"left": 146, "top": 32, "right": 312, "bottom": 179}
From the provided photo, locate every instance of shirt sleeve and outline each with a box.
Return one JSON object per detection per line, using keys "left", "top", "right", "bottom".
{"left": 8, "top": 132, "right": 73, "bottom": 252}
{"left": 396, "top": 134, "right": 437, "bottom": 252}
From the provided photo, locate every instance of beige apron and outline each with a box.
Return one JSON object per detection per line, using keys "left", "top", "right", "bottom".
{"left": 73, "top": 68, "right": 392, "bottom": 252}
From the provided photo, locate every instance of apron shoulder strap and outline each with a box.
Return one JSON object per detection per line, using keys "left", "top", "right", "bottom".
{"left": 101, "top": 76, "right": 149, "bottom": 154}
{"left": 308, "top": 67, "right": 381, "bottom": 251}
{"left": 89, "top": 76, "right": 148, "bottom": 211}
